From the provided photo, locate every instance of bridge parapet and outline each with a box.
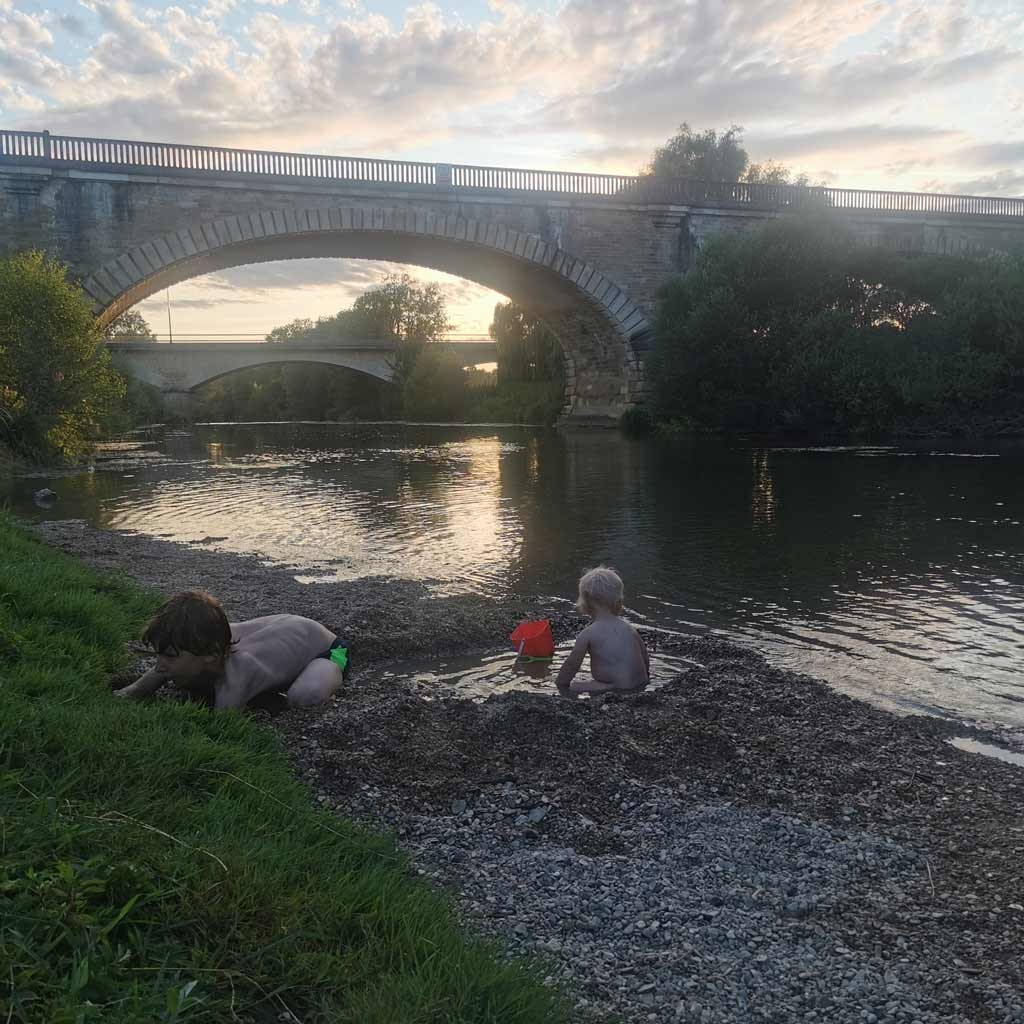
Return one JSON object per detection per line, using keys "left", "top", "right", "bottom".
{"left": 4, "top": 129, "right": 1024, "bottom": 220}
{"left": 105, "top": 340, "right": 499, "bottom": 395}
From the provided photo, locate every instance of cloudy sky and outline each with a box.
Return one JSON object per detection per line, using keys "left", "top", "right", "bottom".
{"left": 4, "top": 0, "right": 1023, "bottom": 337}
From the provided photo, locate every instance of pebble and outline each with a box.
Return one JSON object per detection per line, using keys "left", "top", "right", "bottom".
{"left": 315, "top": 773, "right": 1023, "bottom": 1024}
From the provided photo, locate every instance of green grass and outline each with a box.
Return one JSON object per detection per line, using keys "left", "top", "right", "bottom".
{"left": 0, "top": 512, "right": 570, "bottom": 1023}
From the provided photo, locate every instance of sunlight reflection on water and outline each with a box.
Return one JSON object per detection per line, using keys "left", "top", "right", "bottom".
{"left": 7, "top": 423, "right": 1024, "bottom": 728}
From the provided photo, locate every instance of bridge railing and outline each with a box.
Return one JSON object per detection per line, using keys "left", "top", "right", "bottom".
{"left": 3, "top": 128, "right": 1023, "bottom": 219}
{"left": 1, "top": 129, "right": 437, "bottom": 186}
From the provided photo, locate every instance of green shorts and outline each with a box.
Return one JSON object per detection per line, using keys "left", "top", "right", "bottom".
{"left": 317, "top": 638, "right": 350, "bottom": 676}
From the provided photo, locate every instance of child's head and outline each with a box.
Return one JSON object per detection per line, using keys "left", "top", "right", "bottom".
{"left": 142, "top": 591, "right": 232, "bottom": 682}
{"left": 576, "top": 566, "right": 624, "bottom": 617}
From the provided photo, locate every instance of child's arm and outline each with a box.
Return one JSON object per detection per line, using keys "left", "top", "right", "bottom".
{"left": 554, "top": 632, "right": 589, "bottom": 691}
{"left": 114, "top": 667, "right": 169, "bottom": 701}
{"left": 639, "top": 630, "right": 650, "bottom": 679}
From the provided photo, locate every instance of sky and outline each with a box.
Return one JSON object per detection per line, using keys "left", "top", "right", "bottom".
{"left": 3, "top": 0, "right": 1023, "bottom": 338}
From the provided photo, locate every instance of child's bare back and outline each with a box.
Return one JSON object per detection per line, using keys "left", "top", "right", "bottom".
{"left": 555, "top": 567, "right": 650, "bottom": 695}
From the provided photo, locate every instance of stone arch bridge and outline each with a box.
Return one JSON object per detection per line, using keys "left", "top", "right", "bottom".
{"left": 3, "top": 130, "right": 1024, "bottom": 422}
{"left": 106, "top": 338, "right": 497, "bottom": 419}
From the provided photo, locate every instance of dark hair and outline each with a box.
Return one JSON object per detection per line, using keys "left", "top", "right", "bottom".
{"left": 141, "top": 591, "right": 233, "bottom": 662}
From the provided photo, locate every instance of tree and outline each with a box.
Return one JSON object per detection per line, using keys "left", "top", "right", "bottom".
{"left": 265, "top": 318, "right": 315, "bottom": 343}
{"left": 0, "top": 250, "right": 125, "bottom": 460}
{"left": 402, "top": 346, "right": 467, "bottom": 421}
{"left": 489, "top": 303, "right": 563, "bottom": 384}
{"left": 645, "top": 123, "right": 749, "bottom": 181}
{"left": 744, "top": 159, "right": 811, "bottom": 187}
{"left": 104, "top": 308, "right": 157, "bottom": 340}
{"left": 651, "top": 213, "right": 1013, "bottom": 435}
{"left": 646, "top": 123, "right": 813, "bottom": 185}
{"left": 350, "top": 273, "right": 451, "bottom": 342}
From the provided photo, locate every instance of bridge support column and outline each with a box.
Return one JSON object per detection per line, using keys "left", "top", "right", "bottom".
{"left": 161, "top": 390, "right": 195, "bottom": 424}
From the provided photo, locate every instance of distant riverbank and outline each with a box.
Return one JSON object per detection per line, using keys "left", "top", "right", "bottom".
{"left": 24, "top": 517, "right": 1024, "bottom": 1024}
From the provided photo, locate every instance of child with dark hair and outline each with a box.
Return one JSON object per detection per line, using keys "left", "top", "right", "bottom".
{"left": 116, "top": 591, "right": 348, "bottom": 710}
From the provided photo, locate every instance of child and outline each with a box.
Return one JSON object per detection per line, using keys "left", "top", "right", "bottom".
{"left": 114, "top": 591, "right": 348, "bottom": 710}
{"left": 555, "top": 566, "right": 650, "bottom": 695}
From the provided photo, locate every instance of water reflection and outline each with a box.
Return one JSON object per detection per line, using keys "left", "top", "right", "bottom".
{"left": 5, "top": 424, "right": 1023, "bottom": 728}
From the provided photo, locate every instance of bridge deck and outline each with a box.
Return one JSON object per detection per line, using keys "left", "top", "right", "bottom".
{"left": 106, "top": 339, "right": 498, "bottom": 362}
{"left": 5, "top": 129, "right": 1023, "bottom": 219}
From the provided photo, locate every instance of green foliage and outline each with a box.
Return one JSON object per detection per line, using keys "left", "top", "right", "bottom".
{"left": 265, "top": 317, "right": 316, "bottom": 343}
{"left": 401, "top": 345, "right": 469, "bottom": 421}
{"left": 463, "top": 377, "right": 564, "bottom": 425}
{"left": 100, "top": 372, "right": 165, "bottom": 434}
{"left": 646, "top": 123, "right": 810, "bottom": 185}
{"left": 192, "top": 287, "right": 568, "bottom": 425}
{"left": 651, "top": 214, "right": 1024, "bottom": 436}
{"left": 646, "top": 123, "right": 749, "bottom": 181}
{"left": 0, "top": 511, "right": 569, "bottom": 1023}
{"left": 0, "top": 250, "right": 126, "bottom": 461}
{"left": 194, "top": 274, "right": 451, "bottom": 423}
{"left": 103, "top": 309, "right": 157, "bottom": 340}
{"left": 489, "top": 303, "right": 563, "bottom": 384}
{"left": 744, "top": 160, "right": 812, "bottom": 187}
{"left": 350, "top": 273, "right": 451, "bottom": 343}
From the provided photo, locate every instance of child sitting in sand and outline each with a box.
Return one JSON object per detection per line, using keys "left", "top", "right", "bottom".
{"left": 114, "top": 591, "right": 348, "bottom": 710}
{"left": 555, "top": 567, "right": 650, "bottom": 695}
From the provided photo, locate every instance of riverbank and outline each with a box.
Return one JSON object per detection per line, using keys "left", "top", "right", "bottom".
{"left": 29, "top": 518, "right": 1024, "bottom": 1024}
{"left": 0, "top": 514, "right": 569, "bottom": 1023}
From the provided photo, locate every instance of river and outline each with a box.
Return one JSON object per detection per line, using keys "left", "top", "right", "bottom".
{"left": 6, "top": 422, "right": 1024, "bottom": 730}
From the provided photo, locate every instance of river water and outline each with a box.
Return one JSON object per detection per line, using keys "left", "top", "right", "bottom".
{"left": 6, "top": 422, "right": 1024, "bottom": 729}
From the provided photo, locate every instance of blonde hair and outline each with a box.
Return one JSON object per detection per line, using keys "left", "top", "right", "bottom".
{"left": 576, "top": 566, "right": 624, "bottom": 615}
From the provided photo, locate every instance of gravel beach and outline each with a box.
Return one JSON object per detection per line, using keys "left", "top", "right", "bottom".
{"left": 31, "top": 519, "right": 1024, "bottom": 1024}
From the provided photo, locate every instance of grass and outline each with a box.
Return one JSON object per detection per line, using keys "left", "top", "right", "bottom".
{"left": 0, "top": 511, "right": 570, "bottom": 1023}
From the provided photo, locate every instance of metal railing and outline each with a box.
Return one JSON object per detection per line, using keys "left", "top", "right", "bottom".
{"left": 105, "top": 332, "right": 492, "bottom": 344}
{"left": 1, "top": 129, "right": 436, "bottom": 186}
{"left": 3, "top": 128, "right": 1023, "bottom": 219}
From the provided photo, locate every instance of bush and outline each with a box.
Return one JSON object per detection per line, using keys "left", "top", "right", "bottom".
{"left": 651, "top": 214, "right": 1022, "bottom": 436}
{"left": 464, "top": 378, "right": 564, "bottom": 425}
{"left": 0, "top": 251, "right": 125, "bottom": 461}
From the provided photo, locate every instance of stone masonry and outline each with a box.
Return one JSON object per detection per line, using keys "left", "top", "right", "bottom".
{"left": 3, "top": 155, "right": 1024, "bottom": 422}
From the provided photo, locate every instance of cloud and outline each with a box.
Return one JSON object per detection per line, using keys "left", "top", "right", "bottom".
{"left": 15, "top": 0, "right": 1011, "bottom": 333}
{"left": 934, "top": 169, "right": 1024, "bottom": 197}
{"left": 0, "top": 0, "right": 1020, "bottom": 223}
{"left": 956, "top": 140, "right": 1024, "bottom": 166}
{"left": 2, "top": 10, "right": 54, "bottom": 48}
{"left": 134, "top": 258, "right": 504, "bottom": 335}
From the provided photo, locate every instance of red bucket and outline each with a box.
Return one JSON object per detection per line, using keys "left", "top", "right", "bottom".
{"left": 510, "top": 619, "right": 555, "bottom": 659}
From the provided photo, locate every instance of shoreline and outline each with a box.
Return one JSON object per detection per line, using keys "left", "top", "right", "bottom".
{"left": 28, "top": 518, "right": 1024, "bottom": 1024}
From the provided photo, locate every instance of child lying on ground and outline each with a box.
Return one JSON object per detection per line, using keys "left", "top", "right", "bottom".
{"left": 555, "top": 566, "right": 650, "bottom": 695}
{"left": 114, "top": 591, "right": 348, "bottom": 710}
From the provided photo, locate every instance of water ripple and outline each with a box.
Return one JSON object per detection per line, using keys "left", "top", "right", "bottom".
{"left": 7, "top": 423, "right": 1024, "bottom": 727}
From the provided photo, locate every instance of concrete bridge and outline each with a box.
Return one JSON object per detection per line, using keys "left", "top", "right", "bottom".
{"left": 106, "top": 338, "right": 496, "bottom": 418}
{"left": 4, "top": 129, "right": 1024, "bottom": 422}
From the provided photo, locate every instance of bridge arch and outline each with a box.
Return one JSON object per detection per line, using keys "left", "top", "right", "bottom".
{"left": 84, "top": 206, "right": 653, "bottom": 421}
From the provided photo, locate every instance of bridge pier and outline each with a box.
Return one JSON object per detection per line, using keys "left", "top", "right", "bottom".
{"left": 161, "top": 390, "right": 195, "bottom": 424}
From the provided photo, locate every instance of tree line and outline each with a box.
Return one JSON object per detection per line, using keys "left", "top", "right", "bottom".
{"left": 192, "top": 274, "right": 564, "bottom": 426}
{"left": 647, "top": 216, "right": 1024, "bottom": 437}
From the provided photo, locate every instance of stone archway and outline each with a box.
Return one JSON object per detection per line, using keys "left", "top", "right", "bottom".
{"left": 82, "top": 206, "right": 653, "bottom": 421}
